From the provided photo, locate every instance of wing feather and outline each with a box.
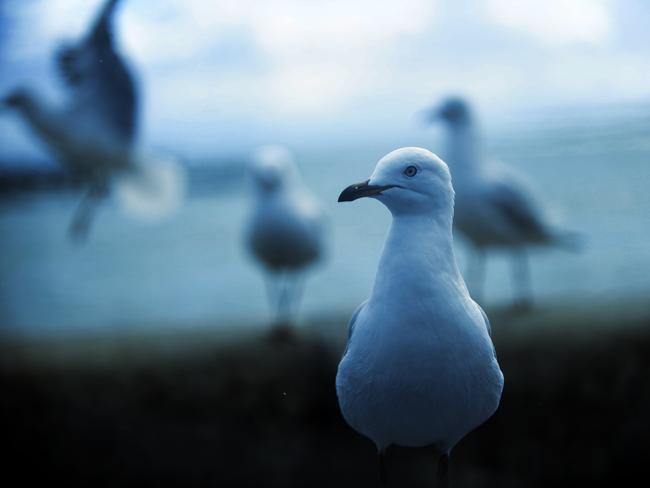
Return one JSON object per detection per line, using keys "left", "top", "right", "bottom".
{"left": 342, "top": 299, "right": 368, "bottom": 357}
{"left": 56, "top": 0, "right": 137, "bottom": 145}
{"left": 487, "top": 173, "right": 550, "bottom": 242}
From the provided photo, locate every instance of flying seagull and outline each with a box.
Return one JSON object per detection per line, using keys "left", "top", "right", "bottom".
{"left": 2, "top": 0, "right": 184, "bottom": 240}
{"left": 336, "top": 147, "right": 503, "bottom": 487}
{"left": 423, "top": 97, "right": 580, "bottom": 308}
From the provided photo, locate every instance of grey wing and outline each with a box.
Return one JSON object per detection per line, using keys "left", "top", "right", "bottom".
{"left": 56, "top": 0, "right": 138, "bottom": 146}
{"left": 488, "top": 177, "right": 551, "bottom": 242}
{"left": 342, "top": 299, "right": 368, "bottom": 356}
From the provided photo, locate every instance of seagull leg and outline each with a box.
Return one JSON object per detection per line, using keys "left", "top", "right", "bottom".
{"left": 276, "top": 272, "right": 292, "bottom": 323}
{"left": 266, "top": 272, "right": 295, "bottom": 343}
{"left": 436, "top": 452, "right": 450, "bottom": 488}
{"left": 68, "top": 181, "right": 108, "bottom": 242}
{"left": 512, "top": 248, "right": 533, "bottom": 311}
{"left": 265, "top": 272, "right": 292, "bottom": 323}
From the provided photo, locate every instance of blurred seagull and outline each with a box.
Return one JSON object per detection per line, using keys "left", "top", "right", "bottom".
{"left": 245, "top": 145, "right": 326, "bottom": 324}
{"left": 1, "top": 0, "right": 184, "bottom": 240}
{"left": 336, "top": 147, "right": 503, "bottom": 487}
{"left": 423, "top": 97, "right": 580, "bottom": 308}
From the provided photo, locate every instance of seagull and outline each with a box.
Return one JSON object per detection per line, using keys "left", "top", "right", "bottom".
{"left": 2, "top": 0, "right": 184, "bottom": 240}
{"left": 336, "top": 147, "right": 503, "bottom": 487}
{"left": 245, "top": 145, "right": 326, "bottom": 324}
{"left": 423, "top": 97, "right": 580, "bottom": 308}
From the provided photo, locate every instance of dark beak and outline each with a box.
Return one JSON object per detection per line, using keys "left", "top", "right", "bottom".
{"left": 338, "top": 180, "right": 396, "bottom": 202}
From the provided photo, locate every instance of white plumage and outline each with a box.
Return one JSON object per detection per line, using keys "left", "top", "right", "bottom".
{"left": 245, "top": 145, "right": 326, "bottom": 322}
{"left": 336, "top": 147, "right": 503, "bottom": 486}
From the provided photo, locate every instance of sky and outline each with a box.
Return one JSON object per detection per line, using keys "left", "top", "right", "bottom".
{"left": 1, "top": 0, "right": 649, "bottom": 162}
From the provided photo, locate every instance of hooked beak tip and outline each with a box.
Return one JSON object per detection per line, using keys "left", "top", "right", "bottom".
{"left": 338, "top": 180, "right": 396, "bottom": 203}
{"left": 338, "top": 182, "right": 365, "bottom": 202}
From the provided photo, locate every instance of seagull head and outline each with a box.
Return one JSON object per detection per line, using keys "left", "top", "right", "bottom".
{"left": 422, "top": 96, "right": 471, "bottom": 127}
{"left": 250, "top": 145, "right": 298, "bottom": 193}
{"left": 338, "top": 147, "right": 454, "bottom": 216}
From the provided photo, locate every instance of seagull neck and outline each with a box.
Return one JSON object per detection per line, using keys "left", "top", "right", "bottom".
{"left": 446, "top": 122, "right": 481, "bottom": 176}
{"left": 372, "top": 212, "right": 461, "bottom": 297}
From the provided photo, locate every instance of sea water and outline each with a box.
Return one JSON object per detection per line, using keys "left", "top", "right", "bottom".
{"left": 1, "top": 110, "right": 649, "bottom": 336}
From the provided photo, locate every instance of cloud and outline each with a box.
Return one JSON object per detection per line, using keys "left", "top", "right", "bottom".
{"left": 123, "top": 0, "right": 439, "bottom": 114}
{"left": 485, "top": 0, "right": 612, "bottom": 46}
{"left": 2, "top": 0, "right": 649, "bottom": 157}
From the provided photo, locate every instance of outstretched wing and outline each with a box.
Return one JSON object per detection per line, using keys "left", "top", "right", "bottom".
{"left": 56, "top": 0, "right": 137, "bottom": 146}
{"left": 56, "top": 0, "right": 124, "bottom": 86}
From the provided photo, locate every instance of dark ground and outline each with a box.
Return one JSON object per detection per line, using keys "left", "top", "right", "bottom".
{"left": 2, "top": 305, "right": 650, "bottom": 487}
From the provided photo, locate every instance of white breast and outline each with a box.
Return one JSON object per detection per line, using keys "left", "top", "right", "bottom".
{"left": 337, "top": 294, "right": 502, "bottom": 451}
{"left": 247, "top": 189, "right": 324, "bottom": 271}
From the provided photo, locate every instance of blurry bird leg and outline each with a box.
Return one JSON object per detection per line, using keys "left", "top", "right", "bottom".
{"left": 512, "top": 249, "right": 533, "bottom": 311}
{"left": 264, "top": 272, "right": 295, "bottom": 343}
{"left": 276, "top": 272, "right": 293, "bottom": 324}
{"left": 68, "top": 181, "right": 108, "bottom": 241}
{"left": 265, "top": 272, "right": 292, "bottom": 325}
{"left": 436, "top": 452, "right": 450, "bottom": 488}
{"left": 467, "top": 247, "right": 486, "bottom": 302}
{"left": 287, "top": 274, "right": 305, "bottom": 320}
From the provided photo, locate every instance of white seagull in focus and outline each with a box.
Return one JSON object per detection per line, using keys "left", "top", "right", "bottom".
{"left": 424, "top": 97, "right": 580, "bottom": 309}
{"left": 336, "top": 147, "right": 503, "bottom": 487}
{"left": 1, "top": 0, "right": 185, "bottom": 241}
{"left": 245, "top": 145, "right": 326, "bottom": 324}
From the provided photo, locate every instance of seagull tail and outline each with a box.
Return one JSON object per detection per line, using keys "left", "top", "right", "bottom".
{"left": 114, "top": 152, "right": 187, "bottom": 222}
{"left": 552, "top": 228, "right": 585, "bottom": 252}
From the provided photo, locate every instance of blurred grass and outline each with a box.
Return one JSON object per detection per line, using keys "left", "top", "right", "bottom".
{"left": 1, "top": 300, "right": 650, "bottom": 487}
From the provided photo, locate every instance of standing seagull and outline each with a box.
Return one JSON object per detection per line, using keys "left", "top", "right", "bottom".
{"left": 245, "top": 145, "right": 326, "bottom": 324}
{"left": 337, "top": 147, "right": 503, "bottom": 487}
{"left": 2, "top": 0, "right": 183, "bottom": 240}
{"left": 424, "top": 97, "right": 580, "bottom": 308}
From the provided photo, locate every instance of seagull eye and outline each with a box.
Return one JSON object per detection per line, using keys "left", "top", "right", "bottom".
{"left": 403, "top": 165, "right": 418, "bottom": 177}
